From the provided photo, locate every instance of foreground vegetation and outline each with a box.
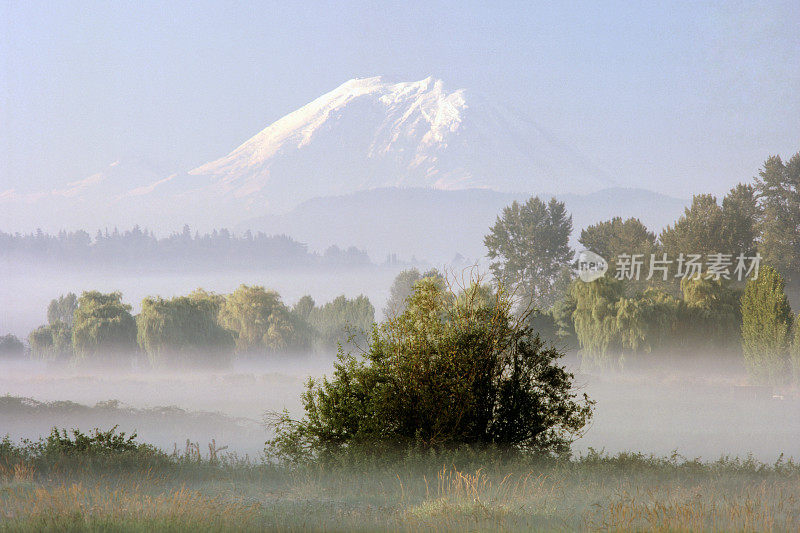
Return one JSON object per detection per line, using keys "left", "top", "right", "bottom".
{"left": 0, "top": 427, "right": 798, "bottom": 531}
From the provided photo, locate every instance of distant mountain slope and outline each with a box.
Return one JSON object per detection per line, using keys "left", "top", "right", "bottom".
{"left": 1, "top": 77, "right": 674, "bottom": 236}
{"left": 238, "top": 187, "right": 688, "bottom": 263}
{"left": 188, "top": 76, "right": 615, "bottom": 212}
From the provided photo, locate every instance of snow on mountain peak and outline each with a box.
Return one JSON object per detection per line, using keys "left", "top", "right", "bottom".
{"left": 190, "top": 76, "right": 464, "bottom": 178}
{"left": 181, "top": 75, "right": 613, "bottom": 213}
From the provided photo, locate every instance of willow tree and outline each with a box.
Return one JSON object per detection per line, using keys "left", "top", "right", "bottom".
{"left": 72, "top": 291, "right": 138, "bottom": 364}
{"left": 740, "top": 265, "right": 793, "bottom": 385}
{"left": 219, "top": 285, "right": 306, "bottom": 353}
{"left": 570, "top": 277, "right": 624, "bottom": 368}
{"left": 137, "top": 290, "right": 234, "bottom": 367}
{"left": 679, "top": 277, "right": 742, "bottom": 355}
{"left": 28, "top": 322, "right": 73, "bottom": 361}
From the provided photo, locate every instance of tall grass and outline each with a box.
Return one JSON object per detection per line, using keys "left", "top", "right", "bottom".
{"left": 0, "top": 430, "right": 798, "bottom": 531}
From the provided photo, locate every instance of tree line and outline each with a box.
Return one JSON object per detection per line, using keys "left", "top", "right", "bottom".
{"left": 0, "top": 225, "right": 371, "bottom": 269}
{"left": 18, "top": 287, "right": 374, "bottom": 368}
{"left": 483, "top": 150, "right": 800, "bottom": 386}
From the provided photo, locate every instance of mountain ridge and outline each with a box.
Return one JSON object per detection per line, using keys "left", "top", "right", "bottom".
{"left": 1, "top": 76, "right": 654, "bottom": 233}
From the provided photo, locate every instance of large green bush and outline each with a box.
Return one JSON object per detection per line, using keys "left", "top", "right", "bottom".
{"left": 268, "top": 279, "right": 593, "bottom": 461}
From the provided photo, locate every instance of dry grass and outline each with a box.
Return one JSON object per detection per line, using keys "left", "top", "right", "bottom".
{"left": 0, "top": 480, "right": 262, "bottom": 532}
{"left": 1, "top": 450, "right": 799, "bottom": 531}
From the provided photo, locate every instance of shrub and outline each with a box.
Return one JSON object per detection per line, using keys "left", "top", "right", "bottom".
{"left": 267, "top": 278, "right": 593, "bottom": 462}
{"left": 0, "top": 426, "right": 171, "bottom": 473}
{"left": 0, "top": 334, "right": 25, "bottom": 358}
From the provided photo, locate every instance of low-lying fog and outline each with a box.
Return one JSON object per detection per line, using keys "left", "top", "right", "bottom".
{"left": 0, "top": 263, "right": 405, "bottom": 339}
{"left": 1, "top": 355, "right": 797, "bottom": 462}
{"left": 2, "top": 263, "right": 798, "bottom": 462}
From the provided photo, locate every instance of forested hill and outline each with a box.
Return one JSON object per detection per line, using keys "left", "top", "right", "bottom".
{"left": 0, "top": 226, "right": 373, "bottom": 270}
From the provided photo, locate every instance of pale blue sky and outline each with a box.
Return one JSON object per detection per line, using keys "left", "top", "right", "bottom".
{"left": 1, "top": 0, "right": 798, "bottom": 197}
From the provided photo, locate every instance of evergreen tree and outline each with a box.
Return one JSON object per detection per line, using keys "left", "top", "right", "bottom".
{"left": 755, "top": 153, "right": 800, "bottom": 285}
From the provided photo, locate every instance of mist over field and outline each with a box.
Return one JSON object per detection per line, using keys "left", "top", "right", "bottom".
{"left": 0, "top": 262, "right": 403, "bottom": 341}
{"left": 1, "top": 352, "right": 797, "bottom": 462}
{"left": 3, "top": 2, "right": 800, "bottom": 529}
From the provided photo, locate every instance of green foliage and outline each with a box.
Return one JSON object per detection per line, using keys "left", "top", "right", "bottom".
{"left": 525, "top": 309, "right": 559, "bottom": 347}
{"left": 268, "top": 278, "right": 593, "bottom": 461}
{"left": 570, "top": 277, "right": 625, "bottom": 367}
{"left": 551, "top": 293, "right": 579, "bottom": 351}
{"left": 383, "top": 268, "right": 443, "bottom": 318}
{"left": 218, "top": 285, "right": 307, "bottom": 353}
{"left": 292, "top": 295, "right": 316, "bottom": 323}
{"left": 485, "top": 196, "right": 574, "bottom": 309}
{"left": 679, "top": 277, "right": 742, "bottom": 353}
{"left": 28, "top": 321, "right": 73, "bottom": 361}
{"left": 72, "top": 291, "right": 138, "bottom": 363}
{"left": 0, "top": 426, "right": 170, "bottom": 473}
{"left": 793, "top": 316, "right": 800, "bottom": 386}
{"left": 137, "top": 290, "right": 235, "bottom": 367}
{"left": 580, "top": 217, "right": 657, "bottom": 275}
{"left": 741, "top": 265, "right": 794, "bottom": 385}
{"left": 661, "top": 187, "right": 759, "bottom": 261}
{"left": 0, "top": 334, "right": 24, "bottom": 358}
{"left": 307, "top": 294, "right": 375, "bottom": 350}
{"left": 571, "top": 276, "right": 742, "bottom": 368}
{"left": 614, "top": 289, "right": 681, "bottom": 357}
{"left": 722, "top": 183, "right": 760, "bottom": 257}
{"left": 756, "top": 153, "right": 800, "bottom": 285}
{"left": 47, "top": 293, "right": 77, "bottom": 327}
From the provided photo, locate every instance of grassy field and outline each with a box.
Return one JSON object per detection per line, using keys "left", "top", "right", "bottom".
{"left": 1, "top": 430, "right": 798, "bottom": 532}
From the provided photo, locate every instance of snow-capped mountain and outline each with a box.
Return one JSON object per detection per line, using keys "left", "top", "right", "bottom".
{"left": 1, "top": 76, "right": 617, "bottom": 231}
{"left": 187, "top": 76, "right": 613, "bottom": 212}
